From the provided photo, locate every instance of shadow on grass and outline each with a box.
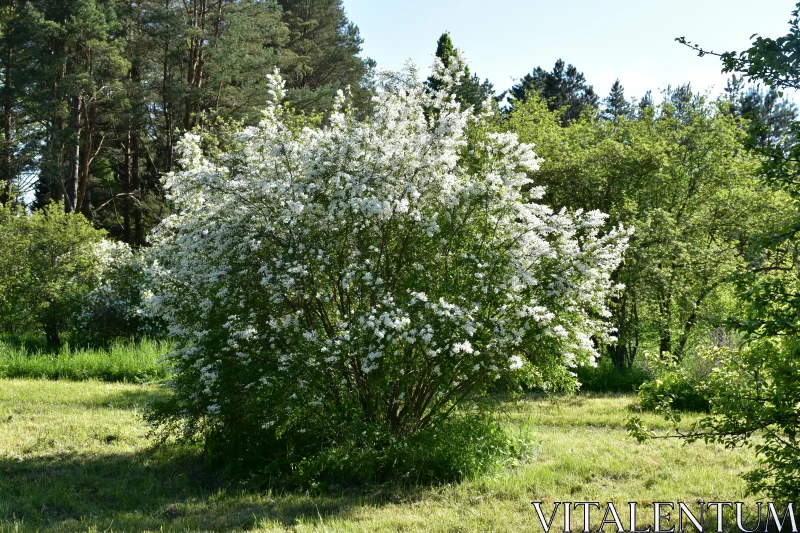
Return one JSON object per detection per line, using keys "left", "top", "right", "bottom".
{"left": 0, "top": 443, "right": 424, "bottom": 531}
{"left": 0, "top": 446, "right": 209, "bottom": 530}
{"left": 71, "top": 387, "right": 172, "bottom": 410}
{"left": 0, "top": 379, "right": 458, "bottom": 531}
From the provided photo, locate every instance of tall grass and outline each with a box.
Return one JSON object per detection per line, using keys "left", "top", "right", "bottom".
{"left": 0, "top": 338, "right": 169, "bottom": 382}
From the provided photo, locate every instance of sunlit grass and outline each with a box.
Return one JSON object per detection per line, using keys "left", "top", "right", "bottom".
{"left": 0, "top": 379, "right": 760, "bottom": 532}
{"left": 0, "top": 338, "right": 169, "bottom": 382}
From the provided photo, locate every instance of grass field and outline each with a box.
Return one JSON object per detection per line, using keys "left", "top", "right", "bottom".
{"left": 0, "top": 339, "right": 169, "bottom": 382}
{"left": 0, "top": 379, "right": 759, "bottom": 533}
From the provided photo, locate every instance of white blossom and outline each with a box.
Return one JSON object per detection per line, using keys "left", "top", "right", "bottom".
{"left": 147, "top": 58, "right": 629, "bottom": 437}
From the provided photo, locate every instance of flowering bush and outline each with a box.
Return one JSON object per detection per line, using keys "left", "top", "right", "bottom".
{"left": 77, "top": 242, "right": 164, "bottom": 346}
{"left": 146, "top": 57, "right": 629, "bottom": 473}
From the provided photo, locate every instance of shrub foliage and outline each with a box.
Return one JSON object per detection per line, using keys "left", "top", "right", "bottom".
{"left": 0, "top": 204, "right": 107, "bottom": 344}
{"left": 146, "top": 59, "right": 628, "bottom": 473}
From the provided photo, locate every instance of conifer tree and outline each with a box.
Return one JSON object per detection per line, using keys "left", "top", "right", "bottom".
{"left": 428, "top": 32, "right": 495, "bottom": 111}
{"left": 5, "top": 0, "right": 373, "bottom": 239}
{"left": 507, "top": 59, "right": 598, "bottom": 125}
{"left": 724, "top": 74, "right": 798, "bottom": 149}
{"left": 602, "top": 79, "right": 632, "bottom": 120}
{"left": 278, "top": 0, "right": 374, "bottom": 112}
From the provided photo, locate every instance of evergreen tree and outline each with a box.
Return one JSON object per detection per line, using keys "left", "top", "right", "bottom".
{"left": 662, "top": 83, "right": 697, "bottom": 119}
{"left": 8, "top": 0, "right": 371, "bottom": 241}
{"left": 637, "top": 90, "right": 654, "bottom": 113}
{"left": 21, "top": 0, "right": 129, "bottom": 218}
{"left": 427, "top": 32, "right": 494, "bottom": 111}
{"left": 507, "top": 59, "right": 598, "bottom": 125}
{"left": 0, "top": 0, "right": 37, "bottom": 207}
{"left": 602, "top": 79, "right": 632, "bottom": 120}
{"left": 724, "top": 74, "right": 798, "bottom": 150}
{"left": 278, "top": 0, "right": 374, "bottom": 112}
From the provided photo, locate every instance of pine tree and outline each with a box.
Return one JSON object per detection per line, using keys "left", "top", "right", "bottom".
{"left": 602, "top": 79, "right": 632, "bottom": 120}
{"left": 277, "top": 0, "right": 374, "bottom": 112}
{"left": 0, "top": 0, "right": 30, "bottom": 208}
{"left": 663, "top": 83, "right": 696, "bottom": 119}
{"left": 637, "top": 90, "right": 654, "bottom": 113}
{"left": 507, "top": 59, "right": 598, "bottom": 125}
{"left": 725, "top": 74, "right": 798, "bottom": 150}
{"left": 22, "top": 0, "right": 128, "bottom": 218}
{"left": 10, "top": 0, "right": 374, "bottom": 243}
{"left": 428, "top": 32, "right": 494, "bottom": 111}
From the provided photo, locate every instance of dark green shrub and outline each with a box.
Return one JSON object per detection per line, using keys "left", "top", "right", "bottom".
{"left": 0, "top": 204, "right": 107, "bottom": 345}
{"left": 227, "top": 414, "right": 538, "bottom": 489}
{"left": 576, "top": 358, "right": 650, "bottom": 392}
{"left": 636, "top": 352, "right": 712, "bottom": 412}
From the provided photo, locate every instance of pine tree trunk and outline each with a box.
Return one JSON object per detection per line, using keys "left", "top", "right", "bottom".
{"left": 77, "top": 127, "right": 92, "bottom": 219}
{"left": 161, "top": 13, "right": 174, "bottom": 173}
{"left": 65, "top": 96, "right": 81, "bottom": 213}
{"left": 132, "top": 133, "right": 142, "bottom": 246}
{"left": 1, "top": 83, "right": 11, "bottom": 208}
{"left": 123, "top": 131, "right": 131, "bottom": 243}
{"left": 1, "top": 1, "right": 14, "bottom": 208}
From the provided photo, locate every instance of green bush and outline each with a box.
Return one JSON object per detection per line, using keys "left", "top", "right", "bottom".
{"left": 699, "top": 340, "right": 800, "bottom": 500}
{"left": 576, "top": 358, "right": 650, "bottom": 393}
{"left": 237, "top": 414, "right": 538, "bottom": 489}
{"left": 636, "top": 351, "right": 712, "bottom": 412}
{"left": 629, "top": 341, "right": 800, "bottom": 501}
{"left": 76, "top": 245, "right": 165, "bottom": 346}
{"left": 0, "top": 204, "right": 107, "bottom": 345}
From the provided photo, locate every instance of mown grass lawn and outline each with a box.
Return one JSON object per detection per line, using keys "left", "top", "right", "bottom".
{"left": 0, "top": 379, "right": 758, "bottom": 532}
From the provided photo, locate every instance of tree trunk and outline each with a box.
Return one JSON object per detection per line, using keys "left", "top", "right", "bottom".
{"left": 77, "top": 126, "right": 92, "bottom": 219}
{"left": 184, "top": 0, "right": 211, "bottom": 131}
{"left": 43, "top": 316, "right": 60, "bottom": 347}
{"left": 659, "top": 330, "right": 672, "bottom": 357}
{"left": 658, "top": 286, "right": 673, "bottom": 357}
{"left": 608, "top": 269, "right": 634, "bottom": 369}
{"left": 630, "top": 298, "right": 640, "bottom": 363}
{"left": 161, "top": 13, "right": 174, "bottom": 173}
{"left": 129, "top": 59, "right": 143, "bottom": 246}
{"left": 675, "top": 311, "right": 697, "bottom": 360}
{"left": 123, "top": 131, "right": 131, "bottom": 242}
{"left": 132, "top": 133, "right": 142, "bottom": 246}
{"left": 1, "top": 55, "right": 11, "bottom": 207}
{"left": 2, "top": 99, "right": 10, "bottom": 207}
{"left": 65, "top": 95, "right": 82, "bottom": 213}
{"left": 0, "top": 0, "right": 14, "bottom": 208}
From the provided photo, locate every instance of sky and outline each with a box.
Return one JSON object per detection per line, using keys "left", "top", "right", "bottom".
{"left": 343, "top": 0, "right": 798, "bottom": 103}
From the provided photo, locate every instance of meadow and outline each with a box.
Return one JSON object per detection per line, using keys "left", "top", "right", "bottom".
{"left": 0, "top": 342, "right": 759, "bottom": 533}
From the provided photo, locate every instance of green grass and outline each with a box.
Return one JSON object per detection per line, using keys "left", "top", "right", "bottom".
{"left": 0, "top": 379, "right": 760, "bottom": 532}
{"left": 0, "top": 339, "right": 170, "bottom": 382}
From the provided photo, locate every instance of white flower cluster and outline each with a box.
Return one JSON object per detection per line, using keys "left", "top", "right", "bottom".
{"left": 78, "top": 240, "right": 158, "bottom": 342}
{"left": 148, "top": 56, "right": 629, "bottom": 436}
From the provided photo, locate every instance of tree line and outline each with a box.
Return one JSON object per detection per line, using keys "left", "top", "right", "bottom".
{"left": 1, "top": 12, "right": 798, "bottom": 372}
{"left": 432, "top": 32, "right": 798, "bottom": 368}
{"left": 0, "top": 0, "right": 372, "bottom": 244}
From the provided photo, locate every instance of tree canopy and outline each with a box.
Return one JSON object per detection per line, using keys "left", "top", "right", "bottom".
{"left": 506, "top": 59, "right": 599, "bottom": 125}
